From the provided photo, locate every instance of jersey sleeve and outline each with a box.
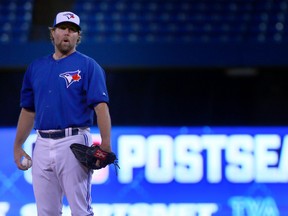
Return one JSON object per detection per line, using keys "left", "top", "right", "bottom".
{"left": 20, "top": 64, "right": 35, "bottom": 111}
{"left": 85, "top": 59, "right": 109, "bottom": 108}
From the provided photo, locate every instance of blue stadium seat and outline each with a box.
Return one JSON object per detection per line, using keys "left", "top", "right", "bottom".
{"left": 0, "top": 0, "right": 33, "bottom": 43}
{"left": 1, "top": 0, "right": 288, "bottom": 44}
{"left": 73, "top": 0, "right": 288, "bottom": 43}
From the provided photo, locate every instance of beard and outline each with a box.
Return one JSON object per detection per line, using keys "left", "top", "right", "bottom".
{"left": 55, "top": 39, "right": 76, "bottom": 55}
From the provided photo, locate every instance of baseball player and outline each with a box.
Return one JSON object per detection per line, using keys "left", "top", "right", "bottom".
{"left": 13, "top": 11, "right": 112, "bottom": 215}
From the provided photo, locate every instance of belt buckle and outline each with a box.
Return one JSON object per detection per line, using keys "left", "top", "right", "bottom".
{"left": 72, "top": 128, "right": 79, "bottom": 136}
{"left": 49, "top": 132, "right": 57, "bottom": 139}
{"left": 43, "top": 130, "right": 63, "bottom": 139}
{"left": 54, "top": 130, "right": 65, "bottom": 139}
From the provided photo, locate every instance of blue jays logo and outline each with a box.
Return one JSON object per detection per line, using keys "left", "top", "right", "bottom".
{"left": 59, "top": 70, "right": 81, "bottom": 88}
{"left": 63, "top": 13, "right": 75, "bottom": 20}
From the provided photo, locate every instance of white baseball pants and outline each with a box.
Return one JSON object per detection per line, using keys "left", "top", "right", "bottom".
{"left": 32, "top": 128, "right": 94, "bottom": 215}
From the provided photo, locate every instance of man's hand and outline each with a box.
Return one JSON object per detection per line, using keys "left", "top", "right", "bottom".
{"left": 14, "top": 146, "right": 31, "bottom": 171}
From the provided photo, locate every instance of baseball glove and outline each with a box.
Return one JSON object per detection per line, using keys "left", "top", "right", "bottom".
{"left": 70, "top": 143, "right": 119, "bottom": 173}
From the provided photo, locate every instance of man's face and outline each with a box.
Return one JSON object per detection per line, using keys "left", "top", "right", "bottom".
{"left": 51, "top": 23, "right": 80, "bottom": 54}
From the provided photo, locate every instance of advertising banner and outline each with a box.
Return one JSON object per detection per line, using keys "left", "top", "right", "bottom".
{"left": 0, "top": 126, "right": 287, "bottom": 216}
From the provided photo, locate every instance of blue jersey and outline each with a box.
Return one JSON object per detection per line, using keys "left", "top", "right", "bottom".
{"left": 20, "top": 51, "right": 109, "bottom": 130}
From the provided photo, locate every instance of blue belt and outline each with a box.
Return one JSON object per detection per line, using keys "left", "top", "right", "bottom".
{"left": 38, "top": 128, "right": 79, "bottom": 139}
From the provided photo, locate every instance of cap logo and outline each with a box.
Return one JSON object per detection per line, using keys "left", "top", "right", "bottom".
{"left": 63, "top": 13, "right": 75, "bottom": 20}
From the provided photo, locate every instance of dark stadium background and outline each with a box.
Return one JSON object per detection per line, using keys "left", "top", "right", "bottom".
{"left": 1, "top": 0, "right": 288, "bottom": 127}
{"left": 2, "top": 1, "right": 288, "bottom": 215}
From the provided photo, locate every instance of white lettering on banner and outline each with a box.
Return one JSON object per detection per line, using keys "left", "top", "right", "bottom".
{"left": 0, "top": 202, "right": 9, "bottom": 216}
{"left": 93, "top": 203, "right": 218, "bottom": 216}
{"left": 174, "top": 135, "right": 203, "bottom": 183}
{"left": 278, "top": 135, "right": 288, "bottom": 181}
{"left": 23, "top": 133, "right": 288, "bottom": 184}
{"left": 18, "top": 203, "right": 218, "bottom": 216}
{"left": 254, "top": 135, "right": 283, "bottom": 182}
{"left": 17, "top": 199, "right": 281, "bottom": 216}
{"left": 20, "top": 203, "right": 72, "bottom": 216}
{"left": 118, "top": 135, "right": 146, "bottom": 182}
{"left": 229, "top": 196, "right": 279, "bottom": 216}
{"left": 118, "top": 134, "right": 288, "bottom": 184}
{"left": 226, "top": 135, "right": 254, "bottom": 182}
{"left": 202, "top": 135, "right": 227, "bottom": 183}
{"left": 20, "top": 203, "right": 37, "bottom": 216}
{"left": 145, "top": 135, "right": 174, "bottom": 183}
